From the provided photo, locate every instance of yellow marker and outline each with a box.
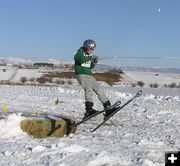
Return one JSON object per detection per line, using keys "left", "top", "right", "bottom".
{"left": 3, "top": 104, "right": 7, "bottom": 113}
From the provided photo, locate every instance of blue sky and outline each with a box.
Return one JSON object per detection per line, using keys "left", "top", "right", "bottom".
{"left": 0, "top": 0, "right": 180, "bottom": 68}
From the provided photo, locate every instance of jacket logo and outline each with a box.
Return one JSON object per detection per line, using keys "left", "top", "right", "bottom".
{"left": 81, "top": 61, "right": 91, "bottom": 67}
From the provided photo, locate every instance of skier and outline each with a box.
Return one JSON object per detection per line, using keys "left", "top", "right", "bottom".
{"left": 74, "top": 39, "right": 115, "bottom": 119}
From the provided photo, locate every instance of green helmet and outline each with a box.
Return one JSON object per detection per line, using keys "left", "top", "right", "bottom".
{"left": 83, "top": 39, "right": 96, "bottom": 48}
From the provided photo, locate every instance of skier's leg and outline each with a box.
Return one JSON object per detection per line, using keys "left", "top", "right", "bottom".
{"left": 90, "top": 76, "right": 109, "bottom": 104}
{"left": 76, "top": 74, "right": 93, "bottom": 102}
{"left": 90, "top": 76, "right": 117, "bottom": 119}
{"left": 76, "top": 75, "right": 97, "bottom": 118}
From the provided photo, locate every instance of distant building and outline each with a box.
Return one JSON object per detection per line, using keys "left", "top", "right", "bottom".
{"left": 63, "top": 64, "right": 73, "bottom": 71}
{"left": 33, "top": 63, "right": 54, "bottom": 69}
{"left": 63, "top": 64, "right": 71, "bottom": 69}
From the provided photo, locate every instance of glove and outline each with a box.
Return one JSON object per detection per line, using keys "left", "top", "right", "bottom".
{"left": 91, "top": 55, "right": 99, "bottom": 64}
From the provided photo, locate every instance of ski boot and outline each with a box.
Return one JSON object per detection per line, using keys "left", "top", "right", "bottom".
{"left": 103, "top": 100, "right": 116, "bottom": 120}
{"left": 83, "top": 101, "right": 98, "bottom": 120}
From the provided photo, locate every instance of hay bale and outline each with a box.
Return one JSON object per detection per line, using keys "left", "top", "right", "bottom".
{"left": 21, "top": 117, "right": 76, "bottom": 138}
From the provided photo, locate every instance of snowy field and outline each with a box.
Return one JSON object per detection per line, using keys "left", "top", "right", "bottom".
{"left": 0, "top": 76, "right": 180, "bottom": 166}
{"left": 0, "top": 67, "right": 54, "bottom": 82}
{"left": 123, "top": 70, "right": 180, "bottom": 87}
{"left": 0, "top": 67, "right": 180, "bottom": 165}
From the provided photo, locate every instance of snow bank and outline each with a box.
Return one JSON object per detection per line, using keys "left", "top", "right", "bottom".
{"left": 0, "top": 84, "right": 180, "bottom": 165}
{"left": 0, "top": 114, "right": 26, "bottom": 138}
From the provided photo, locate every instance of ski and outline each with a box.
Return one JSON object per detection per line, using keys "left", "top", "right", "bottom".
{"left": 91, "top": 90, "right": 142, "bottom": 132}
{"left": 70, "top": 101, "right": 121, "bottom": 128}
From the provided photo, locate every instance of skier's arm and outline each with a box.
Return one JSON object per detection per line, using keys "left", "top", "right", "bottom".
{"left": 90, "top": 63, "right": 95, "bottom": 69}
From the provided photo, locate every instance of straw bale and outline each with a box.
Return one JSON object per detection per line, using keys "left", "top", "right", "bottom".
{"left": 21, "top": 117, "right": 76, "bottom": 138}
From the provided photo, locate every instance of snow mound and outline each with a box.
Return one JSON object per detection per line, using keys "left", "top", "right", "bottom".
{"left": 0, "top": 114, "right": 26, "bottom": 138}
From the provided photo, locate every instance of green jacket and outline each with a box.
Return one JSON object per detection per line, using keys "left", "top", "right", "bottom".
{"left": 74, "top": 47, "right": 95, "bottom": 75}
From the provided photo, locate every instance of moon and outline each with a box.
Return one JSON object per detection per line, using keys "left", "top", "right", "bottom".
{"left": 158, "top": 8, "right": 161, "bottom": 12}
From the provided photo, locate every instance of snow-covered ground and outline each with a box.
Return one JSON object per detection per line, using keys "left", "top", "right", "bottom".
{"left": 0, "top": 76, "right": 180, "bottom": 166}
{"left": 0, "top": 66, "right": 180, "bottom": 165}
{"left": 10, "top": 68, "right": 48, "bottom": 82}
{"left": 0, "top": 67, "right": 54, "bottom": 82}
{"left": 0, "top": 66, "right": 17, "bottom": 81}
{"left": 1, "top": 66, "right": 180, "bottom": 88}
{"left": 122, "top": 71, "right": 180, "bottom": 87}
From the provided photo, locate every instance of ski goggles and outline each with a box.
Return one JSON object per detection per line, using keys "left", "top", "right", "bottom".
{"left": 87, "top": 47, "right": 95, "bottom": 51}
